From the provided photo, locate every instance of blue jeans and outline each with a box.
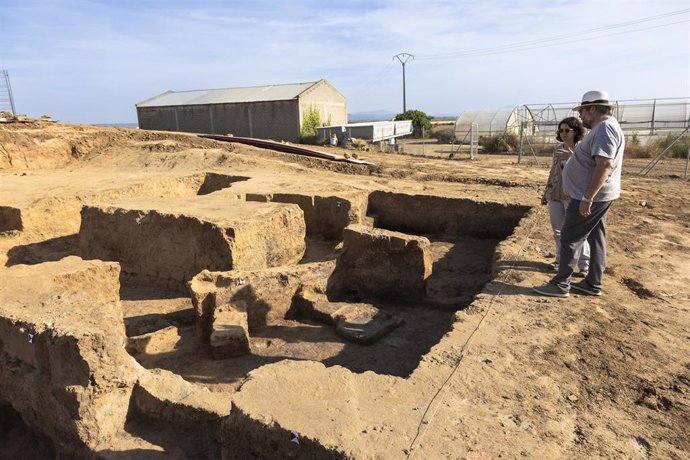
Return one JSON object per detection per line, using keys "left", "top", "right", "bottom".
{"left": 552, "top": 199, "right": 614, "bottom": 291}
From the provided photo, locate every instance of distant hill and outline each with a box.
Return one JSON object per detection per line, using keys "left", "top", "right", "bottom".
{"left": 348, "top": 110, "right": 397, "bottom": 122}
{"left": 95, "top": 122, "right": 138, "bottom": 128}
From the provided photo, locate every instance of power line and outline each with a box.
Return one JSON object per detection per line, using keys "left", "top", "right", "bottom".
{"left": 416, "top": 8, "right": 689, "bottom": 60}
{"left": 421, "top": 19, "right": 689, "bottom": 61}
{"left": 343, "top": 62, "right": 398, "bottom": 103}
{"left": 415, "top": 8, "right": 689, "bottom": 61}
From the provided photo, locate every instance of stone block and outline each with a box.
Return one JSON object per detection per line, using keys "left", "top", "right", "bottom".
{"left": 333, "top": 304, "right": 402, "bottom": 345}
{"left": 127, "top": 326, "right": 181, "bottom": 355}
{"left": 246, "top": 191, "right": 369, "bottom": 239}
{"left": 293, "top": 286, "right": 342, "bottom": 326}
{"left": 79, "top": 196, "right": 306, "bottom": 287}
{"left": 210, "top": 305, "right": 250, "bottom": 358}
{"left": 294, "top": 287, "right": 402, "bottom": 345}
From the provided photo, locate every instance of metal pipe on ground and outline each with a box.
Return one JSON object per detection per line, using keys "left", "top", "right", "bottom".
{"left": 199, "top": 134, "right": 375, "bottom": 166}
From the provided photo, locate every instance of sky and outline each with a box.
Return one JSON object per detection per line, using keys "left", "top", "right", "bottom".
{"left": 1, "top": 0, "right": 688, "bottom": 123}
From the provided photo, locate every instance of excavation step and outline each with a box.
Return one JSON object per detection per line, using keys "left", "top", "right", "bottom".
{"left": 210, "top": 304, "right": 250, "bottom": 358}
{"left": 189, "top": 261, "right": 335, "bottom": 338}
{"left": 79, "top": 196, "right": 306, "bottom": 286}
{"left": 328, "top": 224, "right": 432, "bottom": 302}
{"left": 133, "top": 368, "right": 231, "bottom": 423}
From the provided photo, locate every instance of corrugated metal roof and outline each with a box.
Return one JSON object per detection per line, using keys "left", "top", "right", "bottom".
{"left": 137, "top": 81, "right": 320, "bottom": 107}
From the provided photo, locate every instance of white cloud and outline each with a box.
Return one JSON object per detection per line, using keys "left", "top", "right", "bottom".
{"left": 0, "top": 0, "right": 687, "bottom": 122}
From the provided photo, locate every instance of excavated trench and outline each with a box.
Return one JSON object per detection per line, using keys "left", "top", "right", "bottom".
{"left": 1, "top": 174, "right": 530, "bottom": 457}
{"left": 120, "top": 191, "right": 528, "bottom": 381}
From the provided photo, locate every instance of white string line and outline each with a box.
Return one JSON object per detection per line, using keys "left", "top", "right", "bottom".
{"left": 406, "top": 204, "right": 546, "bottom": 459}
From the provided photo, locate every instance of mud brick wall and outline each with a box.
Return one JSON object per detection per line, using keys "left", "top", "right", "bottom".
{"left": 189, "top": 261, "right": 335, "bottom": 338}
{"left": 79, "top": 200, "right": 306, "bottom": 286}
{"left": 367, "top": 191, "right": 530, "bottom": 238}
{"left": 0, "top": 258, "right": 141, "bottom": 457}
{"left": 328, "top": 224, "right": 432, "bottom": 302}
{"left": 246, "top": 191, "right": 369, "bottom": 240}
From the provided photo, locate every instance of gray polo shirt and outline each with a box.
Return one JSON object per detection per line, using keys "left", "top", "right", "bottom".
{"left": 563, "top": 117, "right": 625, "bottom": 202}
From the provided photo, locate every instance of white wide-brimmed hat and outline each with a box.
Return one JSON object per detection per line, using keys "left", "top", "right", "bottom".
{"left": 572, "top": 90, "right": 614, "bottom": 110}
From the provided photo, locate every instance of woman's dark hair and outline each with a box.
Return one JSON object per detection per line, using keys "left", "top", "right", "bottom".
{"left": 556, "top": 116, "right": 584, "bottom": 143}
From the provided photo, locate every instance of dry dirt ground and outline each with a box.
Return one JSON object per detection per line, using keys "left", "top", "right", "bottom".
{"left": 0, "top": 122, "right": 688, "bottom": 459}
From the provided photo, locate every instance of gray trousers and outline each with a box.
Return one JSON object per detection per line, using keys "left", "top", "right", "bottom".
{"left": 552, "top": 199, "right": 614, "bottom": 291}
{"left": 547, "top": 199, "right": 590, "bottom": 269}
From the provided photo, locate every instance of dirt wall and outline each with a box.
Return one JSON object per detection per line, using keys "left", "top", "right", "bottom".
{"left": 368, "top": 191, "right": 530, "bottom": 238}
{"left": 79, "top": 200, "right": 306, "bottom": 287}
{"left": 0, "top": 258, "right": 141, "bottom": 457}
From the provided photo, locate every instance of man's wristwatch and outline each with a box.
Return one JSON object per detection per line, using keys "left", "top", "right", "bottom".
{"left": 581, "top": 196, "right": 593, "bottom": 203}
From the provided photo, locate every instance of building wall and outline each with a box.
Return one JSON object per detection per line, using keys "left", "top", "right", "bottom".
{"left": 137, "top": 106, "right": 178, "bottom": 131}
{"left": 210, "top": 100, "right": 300, "bottom": 141}
{"left": 298, "top": 80, "right": 347, "bottom": 128}
{"left": 137, "top": 100, "right": 302, "bottom": 141}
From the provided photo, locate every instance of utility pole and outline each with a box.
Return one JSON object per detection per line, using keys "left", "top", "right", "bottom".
{"left": 393, "top": 53, "right": 413, "bottom": 113}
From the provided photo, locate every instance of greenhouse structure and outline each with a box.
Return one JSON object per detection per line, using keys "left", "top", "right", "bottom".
{"left": 455, "top": 97, "right": 690, "bottom": 144}
{"left": 454, "top": 106, "right": 535, "bottom": 142}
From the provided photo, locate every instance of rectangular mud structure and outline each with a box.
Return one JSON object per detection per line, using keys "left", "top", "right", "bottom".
{"left": 79, "top": 196, "right": 306, "bottom": 287}
{"left": 0, "top": 258, "right": 135, "bottom": 457}
{"left": 328, "top": 224, "right": 433, "bottom": 302}
{"left": 245, "top": 191, "right": 369, "bottom": 239}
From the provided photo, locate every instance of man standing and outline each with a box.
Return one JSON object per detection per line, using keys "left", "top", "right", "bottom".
{"left": 533, "top": 90, "right": 625, "bottom": 298}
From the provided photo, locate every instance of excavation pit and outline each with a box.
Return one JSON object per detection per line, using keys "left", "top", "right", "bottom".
{"left": 196, "top": 172, "right": 250, "bottom": 195}
{"left": 123, "top": 193, "right": 528, "bottom": 383}
{"left": 2, "top": 121, "right": 686, "bottom": 459}
{"left": 1, "top": 152, "right": 533, "bottom": 455}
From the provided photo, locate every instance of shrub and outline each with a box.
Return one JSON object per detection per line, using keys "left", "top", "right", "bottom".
{"left": 300, "top": 106, "right": 322, "bottom": 143}
{"left": 624, "top": 142, "right": 651, "bottom": 158}
{"left": 430, "top": 127, "right": 456, "bottom": 144}
{"left": 394, "top": 109, "right": 433, "bottom": 137}
{"left": 478, "top": 132, "right": 520, "bottom": 154}
{"left": 648, "top": 132, "right": 689, "bottom": 159}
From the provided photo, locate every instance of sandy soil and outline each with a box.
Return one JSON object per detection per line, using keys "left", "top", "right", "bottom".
{"left": 0, "top": 122, "right": 688, "bottom": 459}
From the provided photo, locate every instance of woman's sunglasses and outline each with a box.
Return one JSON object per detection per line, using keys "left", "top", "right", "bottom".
{"left": 557, "top": 128, "right": 573, "bottom": 134}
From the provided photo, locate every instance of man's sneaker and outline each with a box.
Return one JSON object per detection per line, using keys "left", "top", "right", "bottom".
{"left": 571, "top": 280, "right": 602, "bottom": 296}
{"left": 532, "top": 282, "right": 569, "bottom": 298}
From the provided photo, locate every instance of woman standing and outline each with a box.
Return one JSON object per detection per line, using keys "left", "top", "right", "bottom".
{"left": 541, "top": 117, "right": 590, "bottom": 275}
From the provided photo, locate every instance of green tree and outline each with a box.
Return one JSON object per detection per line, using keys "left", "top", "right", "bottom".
{"left": 300, "top": 106, "right": 322, "bottom": 143}
{"left": 394, "top": 109, "right": 433, "bottom": 137}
